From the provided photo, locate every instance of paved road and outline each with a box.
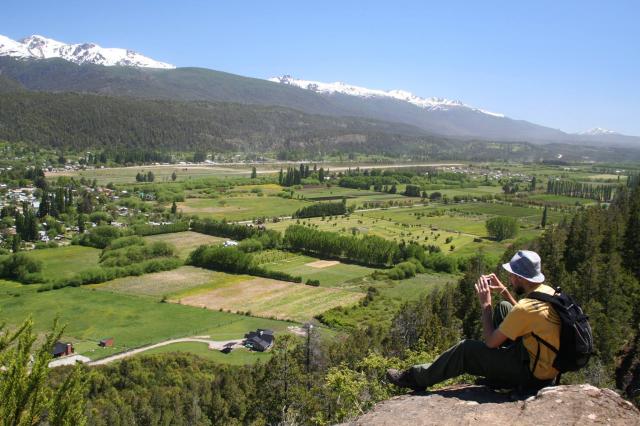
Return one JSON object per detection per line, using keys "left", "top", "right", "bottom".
{"left": 88, "top": 337, "right": 242, "bottom": 366}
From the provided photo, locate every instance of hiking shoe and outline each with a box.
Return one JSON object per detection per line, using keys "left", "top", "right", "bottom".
{"left": 386, "top": 368, "right": 421, "bottom": 390}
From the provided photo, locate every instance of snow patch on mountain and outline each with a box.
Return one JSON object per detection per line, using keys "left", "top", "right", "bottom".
{"left": 0, "top": 34, "right": 175, "bottom": 69}
{"left": 269, "top": 75, "right": 505, "bottom": 118}
{"left": 580, "top": 127, "right": 620, "bottom": 136}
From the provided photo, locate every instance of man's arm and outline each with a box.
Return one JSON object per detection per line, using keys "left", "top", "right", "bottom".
{"left": 476, "top": 276, "right": 509, "bottom": 348}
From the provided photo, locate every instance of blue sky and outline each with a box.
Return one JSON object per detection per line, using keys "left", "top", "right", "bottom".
{"left": 2, "top": 0, "right": 639, "bottom": 135}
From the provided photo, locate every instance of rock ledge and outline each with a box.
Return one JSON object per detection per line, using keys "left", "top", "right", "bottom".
{"left": 340, "top": 384, "right": 639, "bottom": 425}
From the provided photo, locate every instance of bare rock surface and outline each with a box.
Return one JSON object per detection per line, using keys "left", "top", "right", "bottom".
{"left": 339, "top": 384, "right": 640, "bottom": 425}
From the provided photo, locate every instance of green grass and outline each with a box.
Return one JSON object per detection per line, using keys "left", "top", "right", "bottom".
{"left": 26, "top": 245, "right": 101, "bottom": 279}
{"left": 142, "top": 342, "right": 272, "bottom": 365}
{"left": 268, "top": 212, "right": 506, "bottom": 257}
{"left": 90, "top": 266, "right": 238, "bottom": 299}
{"left": 48, "top": 165, "right": 252, "bottom": 184}
{"left": 178, "top": 194, "right": 310, "bottom": 221}
{"left": 143, "top": 231, "right": 225, "bottom": 259}
{"left": 259, "top": 252, "right": 374, "bottom": 287}
{"left": 319, "top": 272, "right": 459, "bottom": 329}
{"left": 174, "top": 276, "right": 364, "bottom": 323}
{"left": 527, "top": 194, "right": 596, "bottom": 206}
{"left": 0, "top": 281, "right": 293, "bottom": 360}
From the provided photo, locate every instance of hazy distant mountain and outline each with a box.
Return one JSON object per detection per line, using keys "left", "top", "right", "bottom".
{"left": 0, "top": 34, "right": 174, "bottom": 69}
{"left": 0, "top": 35, "right": 637, "bottom": 147}
{"left": 269, "top": 75, "right": 504, "bottom": 117}
{"left": 269, "top": 75, "right": 640, "bottom": 147}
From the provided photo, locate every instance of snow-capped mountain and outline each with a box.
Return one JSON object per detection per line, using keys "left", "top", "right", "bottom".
{"left": 580, "top": 127, "right": 620, "bottom": 136}
{"left": 0, "top": 34, "right": 175, "bottom": 69}
{"left": 269, "top": 75, "right": 504, "bottom": 118}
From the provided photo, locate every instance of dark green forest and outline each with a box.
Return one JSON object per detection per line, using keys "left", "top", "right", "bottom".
{"left": 1, "top": 89, "right": 639, "bottom": 161}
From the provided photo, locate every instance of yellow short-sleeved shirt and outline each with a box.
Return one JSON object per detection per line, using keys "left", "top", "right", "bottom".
{"left": 498, "top": 284, "right": 561, "bottom": 380}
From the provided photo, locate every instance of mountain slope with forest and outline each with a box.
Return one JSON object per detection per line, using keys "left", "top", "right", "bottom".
{"left": 1, "top": 90, "right": 639, "bottom": 162}
{"left": 2, "top": 56, "right": 637, "bottom": 147}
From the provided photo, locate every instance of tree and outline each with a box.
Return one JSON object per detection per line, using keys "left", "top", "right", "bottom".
{"left": 404, "top": 184, "right": 421, "bottom": 197}
{"left": 77, "top": 213, "right": 86, "bottom": 234}
{"left": 171, "top": 171, "right": 177, "bottom": 181}
{"left": 146, "top": 171, "right": 155, "bottom": 182}
{"left": 11, "top": 234, "right": 20, "bottom": 253}
{"left": 171, "top": 201, "right": 178, "bottom": 215}
{"left": 485, "top": 216, "right": 519, "bottom": 241}
{"left": 251, "top": 167, "right": 257, "bottom": 179}
{"left": 0, "top": 318, "right": 87, "bottom": 425}
{"left": 541, "top": 205, "right": 548, "bottom": 228}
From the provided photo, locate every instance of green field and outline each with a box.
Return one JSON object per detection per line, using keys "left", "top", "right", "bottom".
{"left": 527, "top": 194, "right": 596, "bottom": 206}
{"left": 178, "top": 194, "right": 310, "bottom": 220}
{"left": 142, "top": 342, "right": 272, "bottom": 365}
{"left": 0, "top": 280, "right": 293, "bottom": 360}
{"left": 92, "top": 266, "right": 248, "bottom": 300}
{"left": 259, "top": 252, "right": 374, "bottom": 287}
{"left": 269, "top": 211, "right": 505, "bottom": 257}
{"left": 143, "top": 231, "right": 225, "bottom": 258}
{"left": 26, "top": 245, "right": 101, "bottom": 279}
{"left": 175, "top": 276, "right": 364, "bottom": 322}
{"left": 47, "top": 165, "right": 252, "bottom": 184}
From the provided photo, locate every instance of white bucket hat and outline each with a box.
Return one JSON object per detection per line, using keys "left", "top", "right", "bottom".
{"left": 501, "top": 250, "right": 545, "bottom": 283}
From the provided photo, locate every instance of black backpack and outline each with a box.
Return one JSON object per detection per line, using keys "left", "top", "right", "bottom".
{"left": 527, "top": 289, "right": 594, "bottom": 375}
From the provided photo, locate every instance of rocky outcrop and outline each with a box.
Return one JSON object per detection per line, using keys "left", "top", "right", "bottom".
{"left": 340, "top": 384, "right": 640, "bottom": 425}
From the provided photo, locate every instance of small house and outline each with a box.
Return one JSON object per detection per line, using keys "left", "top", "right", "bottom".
{"left": 244, "top": 329, "right": 275, "bottom": 352}
{"left": 99, "top": 338, "right": 114, "bottom": 347}
{"left": 52, "top": 341, "right": 74, "bottom": 358}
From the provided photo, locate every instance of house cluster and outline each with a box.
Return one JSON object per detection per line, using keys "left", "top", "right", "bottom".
{"left": 0, "top": 187, "right": 39, "bottom": 210}
{"left": 244, "top": 329, "right": 275, "bottom": 352}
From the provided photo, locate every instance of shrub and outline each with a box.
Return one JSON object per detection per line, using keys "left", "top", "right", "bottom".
{"left": 132, "top": 222, "right": 189, "bottom": 236}
{"left": 79, "top": 225, "right": 125, "bottom": 249}
{"left": 0, "top": 253, "right": 44, "bottom": 283}
{"left": 89, "top": 211, "right": 112, "bottom": 225}
{"left": 485, "top": 216, "right": 519, "bottom": 241}
{"left": 423, "top": 252, "right": 458, "bottom": 273}
{"left": 238, "top": 238, "right": 263, "bottom": 253}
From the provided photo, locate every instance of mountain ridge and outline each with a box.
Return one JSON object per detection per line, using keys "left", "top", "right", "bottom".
{"left": 0, "top": 34, "right": 174, "bottom": 69}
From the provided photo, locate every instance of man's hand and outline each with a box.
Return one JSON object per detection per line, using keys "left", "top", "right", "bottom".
{"left": 485, "top": 273, "right": 506, "bottom": 293}
{"left": 484, "top": 273, "right": 517, "bottom": 305}
{"left": 475, "top": 275, "right": 492, "bottom": 309}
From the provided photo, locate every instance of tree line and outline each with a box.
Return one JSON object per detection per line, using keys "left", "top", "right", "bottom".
{"left": 292, "top": 200, "right": 348, "bottom": 218}
{"left": 188, "top": 245, "right": 301, "bottom": 283}
{"left": 546, "top": 179, "right": 617, "bottom": 202}
{"left": 191, "top": 219, "right": 281, "bottom": 247}
{"left": 283, "top": 224, "right": 404, "bottom": 267}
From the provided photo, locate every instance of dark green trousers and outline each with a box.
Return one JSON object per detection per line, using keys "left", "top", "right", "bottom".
{"left": 409, "top": 301, "right": 537, "bottom": 389}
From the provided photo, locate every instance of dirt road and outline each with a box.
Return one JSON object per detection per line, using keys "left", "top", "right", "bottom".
{"left": 88, "top": 337, "right": 242, "bottom": 366}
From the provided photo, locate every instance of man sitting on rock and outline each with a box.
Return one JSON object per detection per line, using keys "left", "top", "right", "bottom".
{"left": 387, "top": 250, "right": 561, "bottom": 391}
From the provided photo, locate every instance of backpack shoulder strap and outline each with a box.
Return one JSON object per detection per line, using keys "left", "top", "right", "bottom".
{"left": 526, "top": 291, "right": 556, "bottom": 304}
